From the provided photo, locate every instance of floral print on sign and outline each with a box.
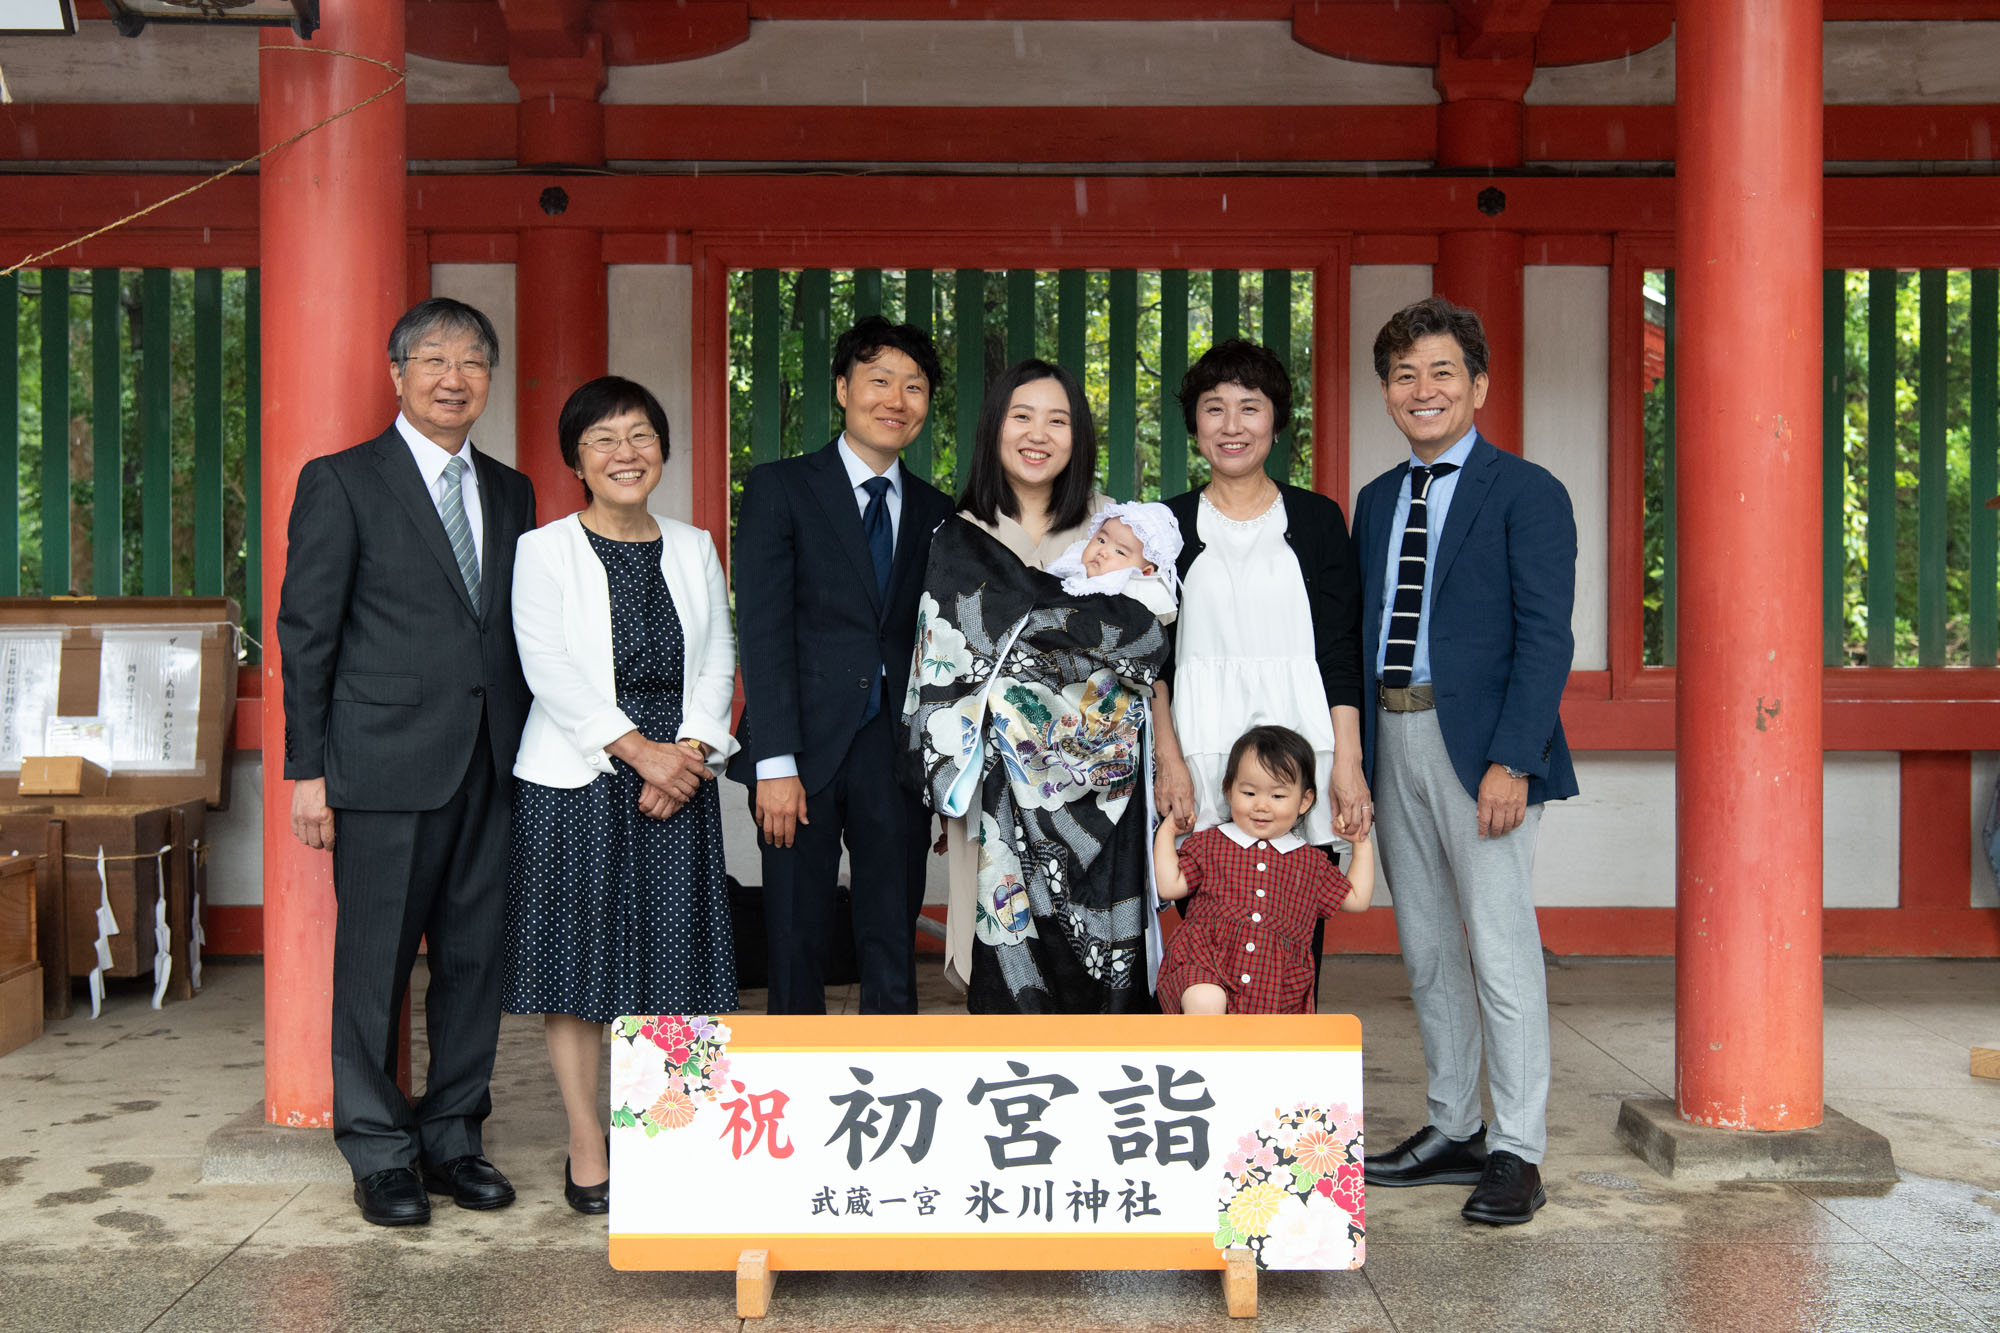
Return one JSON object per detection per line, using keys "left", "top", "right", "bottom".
{"left": 611, "top": 1014, "right": 733, "bottom": 1136}
{"left": 1213, "top": 1103, "right": 1365, "bottom": 1270}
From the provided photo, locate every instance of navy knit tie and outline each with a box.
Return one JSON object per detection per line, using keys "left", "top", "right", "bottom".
{"left": 1381, "top": 462, "right": 1458, "bottom": 690}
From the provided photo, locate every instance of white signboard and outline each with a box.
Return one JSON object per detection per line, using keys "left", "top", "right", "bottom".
{"left": 609, "top": 1014, "right": 1365, "bottom": 1275}
{"left": 97, "top": 627, "right": 205, "bottom": 772}
{"left": 0, "top": 630, "right": 62, "bottom": 772}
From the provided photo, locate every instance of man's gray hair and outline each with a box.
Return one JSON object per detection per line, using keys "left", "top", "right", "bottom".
{"left": 388, "top": 297, "right": 501, "bottom": 368}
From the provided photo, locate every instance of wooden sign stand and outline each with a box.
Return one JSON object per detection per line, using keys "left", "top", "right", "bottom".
{"left": 736, "top": 1249, "right": 776, "bottom": 1318}
{"left": 730, "top": 1245, "right": 1260, "bottom": 1320}
{"left": 1974, "top": 1040, "right": 2000, "bottom": 1081}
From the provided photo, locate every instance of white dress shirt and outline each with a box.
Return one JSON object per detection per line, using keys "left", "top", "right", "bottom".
{"left": 396, "top": 412, "right": 483, "bottom": 566}
{"left": 755, "top": 434, "right": 907, "bottom": 783}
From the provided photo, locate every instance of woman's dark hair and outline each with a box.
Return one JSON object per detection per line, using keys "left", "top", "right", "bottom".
{"left": 1176, "top": 338, "right": 1293, "bottom": 435}
{"left": 832, "top": 314, "right": 943, "bottom": 394}
{"left": 1372, "top": 295, "right": 1491, "bottom": 381}
{"left": 558, "top": 376, "right": 672, "bottom": 502}
{"left": 1223, "top": 724, "right": 1318, "bottom": 797}
{"left": 956, "top": 359, "right": 1099, "bottom": 536}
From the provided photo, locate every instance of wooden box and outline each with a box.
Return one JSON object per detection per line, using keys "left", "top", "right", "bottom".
{"left": 18, "top": 756, "right": 109, "bottom": 797}
{"left": 0, "top": 853, "right": 41, "bottom": 1055}
{"left": 0, "top": 800, "right": 203, "bottom": 1014}
{"left": 0, "top": 597, "right": 240, "bottom": 811}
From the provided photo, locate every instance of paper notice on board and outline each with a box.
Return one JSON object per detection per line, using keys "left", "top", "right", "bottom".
{"left": 98, "top": 629, "right": 204, "bottom": 771}
{"left": 0, "top": 632, "right": 62, "bottom": 771}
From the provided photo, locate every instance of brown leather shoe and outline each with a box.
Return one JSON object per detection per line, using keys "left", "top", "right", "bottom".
{"left": 1461, "top": 1149, "right": 1546, "bottom": 1225}
{"left": 1363, "top": 1124, "right": 1489, "bottom": 1187}
{"left": 420, "top": 1154, "right": 516, "bottom": 1210}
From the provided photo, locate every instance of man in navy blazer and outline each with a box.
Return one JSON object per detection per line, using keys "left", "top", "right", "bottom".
{"left": 728, "top": 316, "right": 955, "bottom": 1015}
{"left": 278, "top": 298, "right": 537, "bottom": 1227}
{"left": 1353, "top": 296, "right": 1577, "bottom": 1226}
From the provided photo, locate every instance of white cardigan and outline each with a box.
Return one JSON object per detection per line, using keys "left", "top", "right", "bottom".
{"left": 511, "top": 512, "right": 740, "bottom": 789}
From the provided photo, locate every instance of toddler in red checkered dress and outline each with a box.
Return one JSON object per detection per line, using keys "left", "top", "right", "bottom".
{"left": 1153, "top": 724, "right": 1376, "bottom": 1015}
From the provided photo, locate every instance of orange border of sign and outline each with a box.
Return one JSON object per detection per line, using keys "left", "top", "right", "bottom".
{"left": 609, "top": 1013, "right": 1364, "bottom": 1273}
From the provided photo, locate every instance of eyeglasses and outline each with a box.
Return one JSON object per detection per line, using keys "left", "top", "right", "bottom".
{"left": 580, "top": 431, "right": 662, "bottom": 454}
{"left": 403, "top": 355, "right": 493, "bottom": 381}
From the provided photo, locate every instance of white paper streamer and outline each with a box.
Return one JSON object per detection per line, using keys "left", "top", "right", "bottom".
{"left": 189, "top": 839, "right": 205, "bottom": 993}
{"left": 149, "top": 843, "right": 173, "bottom": 1009}
{"left": 89, "top": 846, "right": 118, "bottom": 1020}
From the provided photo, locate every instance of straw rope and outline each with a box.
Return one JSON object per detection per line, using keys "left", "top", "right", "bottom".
{"left": 2, "top": 46, "right": 405, "bottom": 278}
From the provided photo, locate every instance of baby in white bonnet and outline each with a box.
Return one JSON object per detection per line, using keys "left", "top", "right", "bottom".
{"left": 1045, "top": 500, "right": 1184, "bottom": 626}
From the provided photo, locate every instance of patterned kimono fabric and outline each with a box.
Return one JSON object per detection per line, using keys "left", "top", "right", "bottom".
{"left": 904, "top": 519, "right": 1170, "bottom": 1013}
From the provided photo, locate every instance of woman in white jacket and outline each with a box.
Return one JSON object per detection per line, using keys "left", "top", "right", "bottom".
{"left": 500, "top": 376, "right": 738, "bottom": 1214}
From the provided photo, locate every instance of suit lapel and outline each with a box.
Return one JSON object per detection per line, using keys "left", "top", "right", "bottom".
{"left": 471, "top": 447, "right": 511, "bottom": 621}
{"left": 1430, "top": 437, "right": 1497, "bottom": 591}
{"left": 370, "top": 428, "right": 479, "bottom": 618}
{"left": 883, "top": 467, "right": 938, "bottom": 611}
{"left": 805, "top": 440, "right": 884, "bottom": 616}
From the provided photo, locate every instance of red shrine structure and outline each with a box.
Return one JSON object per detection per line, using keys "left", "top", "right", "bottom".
{"left": 3, "top": 1, "right": 1997, "bottom": 1145}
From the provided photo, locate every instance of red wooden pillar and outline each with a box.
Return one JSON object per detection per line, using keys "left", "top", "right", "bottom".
{"left": 258, "top": 8, "right": 407, "bottom": 1126}
{"left": 512, "top": 38, "right": 607, "bottom": 523}
{"left": 1433, "top": 37, "right": 1528, "bottom": 452}
{"left": 1674, "top": 0, "right": 1825, "bottom": 1129}
{"left": 1435, "top": 230, "right": 1524, "bottom": 452}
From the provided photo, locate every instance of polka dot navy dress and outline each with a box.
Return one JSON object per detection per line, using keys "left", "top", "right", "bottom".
{"left": 501, "top": 528, "right": 736, "bottom": 1023}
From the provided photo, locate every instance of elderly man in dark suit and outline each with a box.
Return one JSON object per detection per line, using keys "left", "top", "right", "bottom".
{"left": 278, "top": 297, "right": 537, "bottom": 1227}
{"left": 728, "top": 315, "right": 955, "bottom": 1016}
{"left": 1354, "top": 296, "right": 1578, "bottom": 1227}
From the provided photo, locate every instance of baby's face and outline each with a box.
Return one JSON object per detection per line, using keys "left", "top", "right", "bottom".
{"left": 1080, "top": 517, "right": 1155, "bottom": 579}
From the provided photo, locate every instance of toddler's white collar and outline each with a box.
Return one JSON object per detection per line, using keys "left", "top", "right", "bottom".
{"left": 1218, "top": 821, "right": 1306, "bottom": 854}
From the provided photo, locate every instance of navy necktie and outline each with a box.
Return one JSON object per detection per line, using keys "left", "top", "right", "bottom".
{"left": 860, "top": 474, "right": 894, "bottom": 723}
{"left": 862, "top": 474, "right": 894, "bottom": 602}
{"left": 1382, "top": 462, "right": 1459, "bottom": 691}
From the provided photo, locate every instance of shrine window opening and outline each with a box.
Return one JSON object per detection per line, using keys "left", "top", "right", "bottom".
{"left": 1641, "top": 266, "right": 2000, "bottom": 670}
{"left": 3, "top": 267, "right": 261, "bottom": 653}
{"left": 726, "top": 266, "right": 1316, "bottom": 535}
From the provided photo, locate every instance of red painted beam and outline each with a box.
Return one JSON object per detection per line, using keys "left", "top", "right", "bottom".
{"left": 198, "top": 900, "right": 1998, "bottom": 959}
{"left": 1320, "top": 907, "right": 2000, "bottom": 957}
{"left": 601, "top": 105, "right": 1438, "bottom": 164}
{"left": 20, "top": 175, "right": 2000, "bottom": 278}
{"left": 8, "top": 105, "right": 1998, "bottom": 169}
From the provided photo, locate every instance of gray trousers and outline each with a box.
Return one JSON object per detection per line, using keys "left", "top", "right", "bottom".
{"left": 1374, "top": 707, "right": 1550, "bottom": 1164}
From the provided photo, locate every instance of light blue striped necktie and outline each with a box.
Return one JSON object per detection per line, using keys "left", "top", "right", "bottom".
{"left": 436, "top": 454, "right": 481, "bottom": 605}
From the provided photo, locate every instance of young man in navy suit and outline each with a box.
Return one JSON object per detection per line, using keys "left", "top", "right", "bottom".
{"left": 728, "top": 316, "right": 955, "bottom": 1015}
{"left": 1354, "top": 296, "right": 1578, "bottom": 1226}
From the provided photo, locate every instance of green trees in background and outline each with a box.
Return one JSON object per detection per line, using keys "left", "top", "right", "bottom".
{"left": 725, "top": 267, "right": 1317, "bottom": 532}
{"left": 1642, "top": 268, "right": 1996, "bottom": 667}
{"left": 9, "top": 269, "right": 255, "bottom": 609}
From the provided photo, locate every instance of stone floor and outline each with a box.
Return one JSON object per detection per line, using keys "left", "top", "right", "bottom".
{"left": 2, "top": 955, "right": 1997, "bottom": 1332}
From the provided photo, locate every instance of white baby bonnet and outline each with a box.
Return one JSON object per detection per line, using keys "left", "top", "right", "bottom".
{"left": 1047, "top": 500, "right": 1185, "bottom": 622}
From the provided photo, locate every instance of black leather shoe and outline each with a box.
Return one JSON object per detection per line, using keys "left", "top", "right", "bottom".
{"left": 565, "top": 1155, "right": 610, "bottom": 1215}
{"left": 354, "top": 1167, "right": 431, "bottom": 1227}
{"left": 420, "top": 1154, "right": 516, "bottom": 1210}
{"left": 1363, "top": 1124, "right": 1489, "bottom": 1187}
{"left": 1461, "top": 1149, "right": 1546, "bottom": 1225}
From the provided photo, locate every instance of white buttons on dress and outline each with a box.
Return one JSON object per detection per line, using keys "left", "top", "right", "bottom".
{"left": 1251, "top": 912, "right": 1261, "bottom": 923}
{"left": 1255, "top": 889, "right": 1266, "bottom": 898}
{"left": 1245, "top": 942, "right": 1256, "bottom": 952}
{"left": 1240, "top": 973, "right": 1252, "bottom": 983}
{"left": 1257, "top": 863, "right": 1267, "bottom": 872}
{"left": 1257, "top": 840, "right": 1268, "bottom": 849}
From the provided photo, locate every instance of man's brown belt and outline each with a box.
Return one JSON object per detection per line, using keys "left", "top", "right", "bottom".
{"left": 1379, "top": 684, "right": 1436, "bottom": 712}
